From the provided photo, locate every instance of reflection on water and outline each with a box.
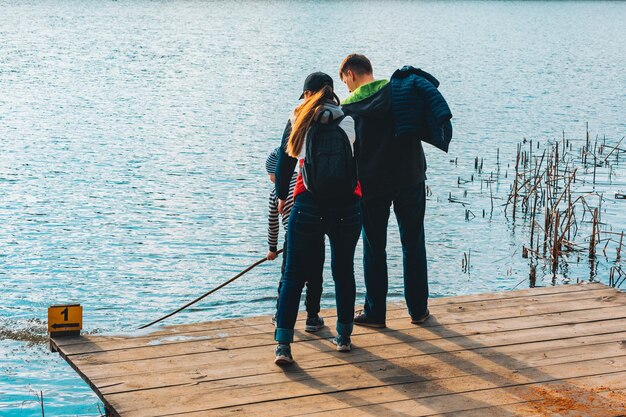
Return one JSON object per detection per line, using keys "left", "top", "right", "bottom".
{"left": 1, "top": 0, "right": 625, "bottom": 415}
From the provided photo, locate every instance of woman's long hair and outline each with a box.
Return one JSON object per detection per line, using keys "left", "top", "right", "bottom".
{"left": 287, "top": 85, "right": 339, "bottom": 158}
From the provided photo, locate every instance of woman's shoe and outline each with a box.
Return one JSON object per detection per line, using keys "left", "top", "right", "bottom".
{"left": 332, "top": 336, "right": 351, "bottom": 352}
{"left": 274, "top": 344, "right": 294, "bottom": 365}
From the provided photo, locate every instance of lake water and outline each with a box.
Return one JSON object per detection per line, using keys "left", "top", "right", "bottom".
{"left": 1, "top": 1, "right": 625, "bottom": 415}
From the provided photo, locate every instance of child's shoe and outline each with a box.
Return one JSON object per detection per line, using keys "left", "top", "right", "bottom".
{"left": 305, "top": 316, "right": 325, "bottom": 332}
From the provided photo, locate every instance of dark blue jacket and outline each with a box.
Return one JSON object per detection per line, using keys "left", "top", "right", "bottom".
{"left": 391, "top": 66, "right": 453, "bottom": 152}
{"left": 342, "top": 83, "right": 426, "bottom": 199}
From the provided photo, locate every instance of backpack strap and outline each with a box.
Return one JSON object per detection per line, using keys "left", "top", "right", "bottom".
{"left": 316, "top": 108, "right": 345, "bottom": 125}
{"left": 331, "top": 114, "right": 346, "bottom": 126}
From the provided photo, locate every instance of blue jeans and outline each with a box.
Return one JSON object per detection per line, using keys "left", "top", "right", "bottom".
{"left": 276, "top": 235, "right": 324, "bottom": 317}
{"left": 275, "top": 192, "right": 361, "bottom": 344}
{"left": 361, "top": 182, "right": 428, "bottom": 321}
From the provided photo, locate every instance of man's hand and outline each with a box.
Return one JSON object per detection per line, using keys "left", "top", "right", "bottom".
{"left": 267, "top": 251, "right": 278, "bottom": 261}
{"left": 278, "top": 199, "right": 286, "bottom": 215}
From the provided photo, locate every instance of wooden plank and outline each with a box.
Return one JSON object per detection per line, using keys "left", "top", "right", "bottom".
{"left": 88, "top": 308, "right": 626, "bottom": 392}
{"left": 428, "top": 388, "right": 626, "bottom": 417}
{"left": 48, "top": 284, "right": 625, "bottom": 417}
{"left": 57, "top": 287, "right": 621, "bottom": 358}
{"left": 284, "top": 375, "right": 626, "bottom": 417}
{"left": 112, "top": 356, "right": 626, "bottom": 416}
{"left": 183, "top": 374, "right": 626, "bottom": 417}
{"left": 95, "top": 328, "right": 626, "bottom": 389}
{"left": 90, "top": 325, "right": 624, "bottom": 412}
{"left": 73, "top": 312, "right": 626, "bottom": 388}
{"left": 218, "top": 386, "right": 626, "bottom": 417}
{"left": 52, "top": 316, "right": 624, "bottom": 416}
{"left": 56, "top": 286, "right": 619, "bottom": 355}
{"left": 52, "top": 282, "right": 611, "bottom": 348}
{"left": 59, "top": 294, "right": 626, "bottom": 366}
{"left": 98, "top": 333, "right": 626, "bottom": 397}
{"left": 66, "top": 322, "right": 626, "bottom": 414}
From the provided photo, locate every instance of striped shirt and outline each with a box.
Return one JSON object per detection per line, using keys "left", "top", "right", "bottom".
{"left": 268, "top": 172, "right": 297, "bottom": 252}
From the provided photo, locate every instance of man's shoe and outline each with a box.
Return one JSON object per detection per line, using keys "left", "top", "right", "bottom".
{"left": 274, "top": 344, "right": 294, "bottom": 365}
{"left": 305, "top": 316, "right": 325, "bottom": 332}
{"left": 354, "top": 310, "right": 386, "bottom": 328}
{"left": 411, "top": 309, "right": 430, "bottom": 324}
{"left": 331, "top": 336, "right": 351, "bottom": 352}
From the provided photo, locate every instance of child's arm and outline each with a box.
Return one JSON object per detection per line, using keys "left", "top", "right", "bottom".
{"left": 275, "top": 120, "right": 298, "bottom": 201}
{"left": 267, "top": 190, "right": 279, "bottom": 260}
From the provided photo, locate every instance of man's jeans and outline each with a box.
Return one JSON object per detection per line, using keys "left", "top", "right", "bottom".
{"left": 275, "top": 193, "right": 361, "bottom": 344}
{"left": 276, "top": 234, "right": 324, "bottom": 318}
{"left": 361, "top": 182, "right": 428, "bottom": 321}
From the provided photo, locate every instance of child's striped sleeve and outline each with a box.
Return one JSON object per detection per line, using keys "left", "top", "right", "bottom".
{"left": 268, "top": 190, "right": 279, "bottom": 252}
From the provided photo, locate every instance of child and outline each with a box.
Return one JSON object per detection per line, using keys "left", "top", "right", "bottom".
{"left": 266, "top": 147, "right": 324, "bottom": 332}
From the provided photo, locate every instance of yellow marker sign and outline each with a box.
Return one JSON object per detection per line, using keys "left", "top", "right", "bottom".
{"left": 48, "top": 304, "right": 82, "bottom": 336}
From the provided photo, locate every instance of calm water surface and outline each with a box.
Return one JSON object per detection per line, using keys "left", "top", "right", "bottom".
{"left": 1, "top": 1, "right": 625, "bottom": 415}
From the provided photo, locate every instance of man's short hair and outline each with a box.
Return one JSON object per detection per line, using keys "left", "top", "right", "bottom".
{"left": 340, "top": 54, "right": 373, "bottom": 77}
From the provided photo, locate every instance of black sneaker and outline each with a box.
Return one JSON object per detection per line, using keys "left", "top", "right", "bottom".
{"left": 304, "top": 316, "right": 325, "bottom": 332}
{"left": 354, "top": 310, "right": 386, "bottom": 328}
{"left": 410, "top": 309, "right": 430, "bottom": 324}
{"left": 274, "top": 344, "right": 294, "bottom": 365}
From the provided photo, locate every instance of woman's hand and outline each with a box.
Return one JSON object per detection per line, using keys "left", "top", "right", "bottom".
{"left": 278, "top": 199, "right": 286, "bottom": 215}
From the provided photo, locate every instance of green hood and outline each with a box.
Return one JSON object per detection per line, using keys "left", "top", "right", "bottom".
{"left": 341, "top": 79, "right": 389, "bottom": 105}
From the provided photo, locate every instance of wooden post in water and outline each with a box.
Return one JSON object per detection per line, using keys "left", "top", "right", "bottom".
{"left": 543, "top": 207, "right": 550, "bottom": 257}
{"left": 555, "top": 142, "right": 559, "bottom": 194}
{"left": 530, "top": 193, "right": 538, "bottom": 250}
{"left": 590, "top": 208, "right": 598, "bottom": 258}
{"left": 567, "top": 181, "right": 573, "bottom": 242}
{"left": 552, "top": 211, "right": 560, "bottom": 274}
{"left": 593, "top": 136, "right": 598, "bottom": 185}
{"left": 512, "top": 145, "right": 520, "bottom": 220}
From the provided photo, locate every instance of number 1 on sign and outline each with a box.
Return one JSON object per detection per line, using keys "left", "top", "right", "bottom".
{"left": 48, "top": 304, "right": 82, "bottom": 335}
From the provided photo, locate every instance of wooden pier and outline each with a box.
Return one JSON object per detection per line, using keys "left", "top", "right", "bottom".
{"left": 51, "top": 282, "right": 626, "bottom": 416}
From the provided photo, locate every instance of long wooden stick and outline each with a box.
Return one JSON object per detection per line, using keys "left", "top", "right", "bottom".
{"left": 139, "top": 250, "right": 284, "bottom": 329}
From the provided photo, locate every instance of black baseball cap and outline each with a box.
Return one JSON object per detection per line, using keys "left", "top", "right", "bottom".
{"left": 299, "top": 72, "right": 334, "bottom": 99}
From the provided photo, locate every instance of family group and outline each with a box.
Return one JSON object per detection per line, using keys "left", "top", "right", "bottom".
{"left": 263, "top": 54, "right": 452, "bottom": 364}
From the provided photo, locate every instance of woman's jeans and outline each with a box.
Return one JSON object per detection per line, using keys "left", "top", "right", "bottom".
{"left": 276, "top": 234, "right": 324, "bottom": 318}
{"left": 275, "top": 193, "right": 361, "bottom": 344}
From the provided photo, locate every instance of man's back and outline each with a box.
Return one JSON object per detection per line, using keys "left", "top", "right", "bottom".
{"left": 341, "top": 81, "right": 426, "bottom": 200}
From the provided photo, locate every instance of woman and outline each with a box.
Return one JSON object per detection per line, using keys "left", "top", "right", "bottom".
{"left": 273, "top": 72, "right": 362, "bottom": 364}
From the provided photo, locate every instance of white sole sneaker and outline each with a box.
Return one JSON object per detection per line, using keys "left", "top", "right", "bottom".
{"left": 274, "top": 344, "right": 294, "bottom": 365}
{"left": 336, "top": 343, "right": 351, "bottom": 352}
{"left": 332, "top": 337, "right": 351, "bottom": 352}
{"left": 274, "top": 354, "right": 294, "bottom": 365}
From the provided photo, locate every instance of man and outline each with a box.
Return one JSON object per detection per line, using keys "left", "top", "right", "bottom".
{"left": 340, "top": 54, "right": 451, "bottom": 327}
